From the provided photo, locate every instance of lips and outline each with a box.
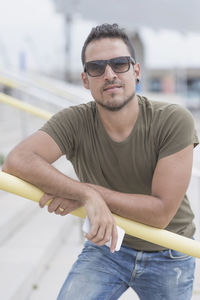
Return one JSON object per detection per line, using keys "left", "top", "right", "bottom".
{"left": 103, "top": 85, "right": 122, "bottom": 91}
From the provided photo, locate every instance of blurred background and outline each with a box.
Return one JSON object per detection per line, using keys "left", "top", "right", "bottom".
{"left": 0, "top": 1, "right": 200, "bottom": 299}
{"left": 1, "top": 0, "right": 200, "bottom": 104}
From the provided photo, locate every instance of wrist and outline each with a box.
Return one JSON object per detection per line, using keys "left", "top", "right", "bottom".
{"left": 80, "top": 184, "right": 97, "bottom": 205}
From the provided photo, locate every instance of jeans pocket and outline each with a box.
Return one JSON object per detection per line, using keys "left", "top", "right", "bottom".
{"left": 168, "top": 249, "right": 190, "bottom": 260}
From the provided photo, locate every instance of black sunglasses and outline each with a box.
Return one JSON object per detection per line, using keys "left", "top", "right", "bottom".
{"left": 84, "top": 56, "right": 136, "bottom": 77}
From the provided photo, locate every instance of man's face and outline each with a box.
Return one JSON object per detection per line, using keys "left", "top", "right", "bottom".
{"left": 81, "top": 38, "right": 140, "bottom": 111}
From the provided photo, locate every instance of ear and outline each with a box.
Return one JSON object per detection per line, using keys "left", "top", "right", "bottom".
{"left": 133, "top": 63, "right": 141, "bottom": 81}
{"left": 81, "top": 72, "right": 90, "bottom": 90}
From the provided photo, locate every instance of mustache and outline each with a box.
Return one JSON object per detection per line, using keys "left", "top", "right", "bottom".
{"left": 102, "top": 80, "right": 124, "bottom": 91}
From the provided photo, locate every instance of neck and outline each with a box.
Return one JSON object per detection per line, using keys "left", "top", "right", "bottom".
{"left": 97, "top": 96, "right": 139, "bottom": 142}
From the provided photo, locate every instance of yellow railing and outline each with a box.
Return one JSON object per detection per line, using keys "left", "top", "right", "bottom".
{"left": 0, "top": 74, "right": 19, "bottom": 89}
{"left": 0, "top": 92, "right": 52, "bottom": 120}
{"left": 0, "top": 171, "right": 200, "bottom": 257}
{"left": 1, "top": 90, "right": 200, "bottom": 257}
{"left": 0, "top": 73, "right": 81, "bottom": 102}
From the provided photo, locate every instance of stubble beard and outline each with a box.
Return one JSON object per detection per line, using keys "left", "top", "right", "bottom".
{"left": 95, "top": 91, "right": 136, "bottom": 112}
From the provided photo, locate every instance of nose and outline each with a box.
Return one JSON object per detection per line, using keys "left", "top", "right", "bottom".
{"left": 103, "top": 64, "right": 117, "bottom": 80}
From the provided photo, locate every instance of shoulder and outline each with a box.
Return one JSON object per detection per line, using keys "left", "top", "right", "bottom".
{"left": 40, "top": 101, "right": 97, "bottom": 157}
{"left": 138, "top": 95, "right": 198, "bottom": 157}
{"left": 138, "top": 95, "right": 194, "bottom": 124}
{"left": 53, "top": 101, "right": 96, "bottom": 121}
{"left": 40, "top": 101, "right": 97, "bottom": 142}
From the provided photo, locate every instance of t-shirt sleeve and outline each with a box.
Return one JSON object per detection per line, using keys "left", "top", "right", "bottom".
{"left": 156, "top": 104, "right": 199, "bottom": 160}
{"left": 39, "top": 107, "right": 80, "bottom": 160}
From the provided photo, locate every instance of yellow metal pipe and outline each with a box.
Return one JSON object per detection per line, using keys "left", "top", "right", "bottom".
{"left": 0, "top": 73, "right": 80, "bottom": 101}
{"left": 0, "top": 171, "right": 200, "bottom": 258}
{"left": 0, "top": 92, "right": 52, "bottom": 120}
{"left": 0, "top": 75, "right": 18, "bottom": 89}
{"left": 30, "top": 77, "right": 80, "bottom": 101}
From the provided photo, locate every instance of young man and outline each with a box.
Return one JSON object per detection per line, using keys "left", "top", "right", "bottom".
{"left": 3, "top": 24, "right": 199, "bottom": 299}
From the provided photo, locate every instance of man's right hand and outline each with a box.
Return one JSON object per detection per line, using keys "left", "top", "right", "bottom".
{"left": 83, "top": 191, "right": 118, "bottom": 253}
{"left": 39, "top": 190, "right": 118, "bottom": 253}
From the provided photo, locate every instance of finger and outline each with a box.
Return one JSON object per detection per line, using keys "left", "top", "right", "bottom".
{"left": 60, "top": 201, "right": 83, "bottom": 216}
{"left": 97, "top": 223, "right": 112, "bottom": 246}
{"left": 48, "top": 198, "right": 62, "bottom": 213}
{"left": 59, "top": 206, "right": 72, "bottom": 216}
{"left": 90, "top": 224, "right": 107, "bottom": 244}
{"left": 55, "top": 203, "right": 67, "bottom": 215}
{"left": 61, "top": 211, "right": 69, "bottom": 216}
{"left": 54, "top": 199, "right": 72, "bottom": 215}
{"left": 85, "top": 222, "right": 99, "bottom": 240}
{"left": 110, "top": 224, "right": 118, "bottom": 253}
{"left": 55, "top": 207, "right": 65, "bottom": 215}
{"left": 39, "top": 193, "right": 53, "bottom": 208}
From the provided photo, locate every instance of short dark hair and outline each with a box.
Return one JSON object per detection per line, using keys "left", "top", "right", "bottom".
{"left": 81, "top": 23, "right": 136, "bottom": 65}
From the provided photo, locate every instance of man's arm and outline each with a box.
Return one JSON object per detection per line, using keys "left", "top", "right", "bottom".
{"left": 87, "top": 144, "right": 193, "bottom": 229}
{"left": 2, "top": 130, "right": 118, "bottom": 252}
{"left": 3, "top": 130, "right": 98, "bottom": 200}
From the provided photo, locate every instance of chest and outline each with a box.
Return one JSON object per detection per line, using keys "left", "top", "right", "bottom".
{"left": 74, "top": 125, "right": 158, "bottom": 194}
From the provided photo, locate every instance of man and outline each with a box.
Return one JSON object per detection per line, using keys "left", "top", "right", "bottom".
{"left": 3, "top": 24, "right": 199, "bottom": 299}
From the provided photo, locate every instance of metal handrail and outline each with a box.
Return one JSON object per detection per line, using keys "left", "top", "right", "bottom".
{"left": 1, "top": 170, "right": 200, "bottom": 257}
{"left": 0, "top": 92, "right": 52, "bottom": 120}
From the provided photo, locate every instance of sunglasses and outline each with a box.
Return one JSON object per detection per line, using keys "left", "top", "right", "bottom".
{"left": 84, "top": 56, "right": 136, "bottom": 77}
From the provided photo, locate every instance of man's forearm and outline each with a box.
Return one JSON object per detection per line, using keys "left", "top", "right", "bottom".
{"left": 3, "top": 148, "right": 119, "bottom": 252}
{"left": 3, "top": 150, "right": 92, "bottom": 203}
{"left": 87, "top": 184, "right": 167, "bottom": 228}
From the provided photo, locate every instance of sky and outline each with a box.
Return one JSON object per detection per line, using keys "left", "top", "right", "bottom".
{"left": 0, "top": 0, "right": 200, "bottom": 75}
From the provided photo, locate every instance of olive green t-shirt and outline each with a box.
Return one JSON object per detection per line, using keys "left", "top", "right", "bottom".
{"left": 40, "top": 95, "right": 199, "bottom": 251}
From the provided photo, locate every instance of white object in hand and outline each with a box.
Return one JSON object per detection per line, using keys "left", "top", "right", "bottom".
{"left": 82, "top": 215, "right": 125, "bottom": 251}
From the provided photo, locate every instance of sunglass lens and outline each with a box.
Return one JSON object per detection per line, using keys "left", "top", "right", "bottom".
{"left": 87, "top": 61, "right": 105, "bottom": 76}
{"left": 111, "top": 57, "right": 129, "bottom": 73}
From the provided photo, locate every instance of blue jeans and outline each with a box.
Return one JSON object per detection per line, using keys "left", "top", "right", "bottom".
{"left": 57, "top": 241, "right": 195, "bottom": 300}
